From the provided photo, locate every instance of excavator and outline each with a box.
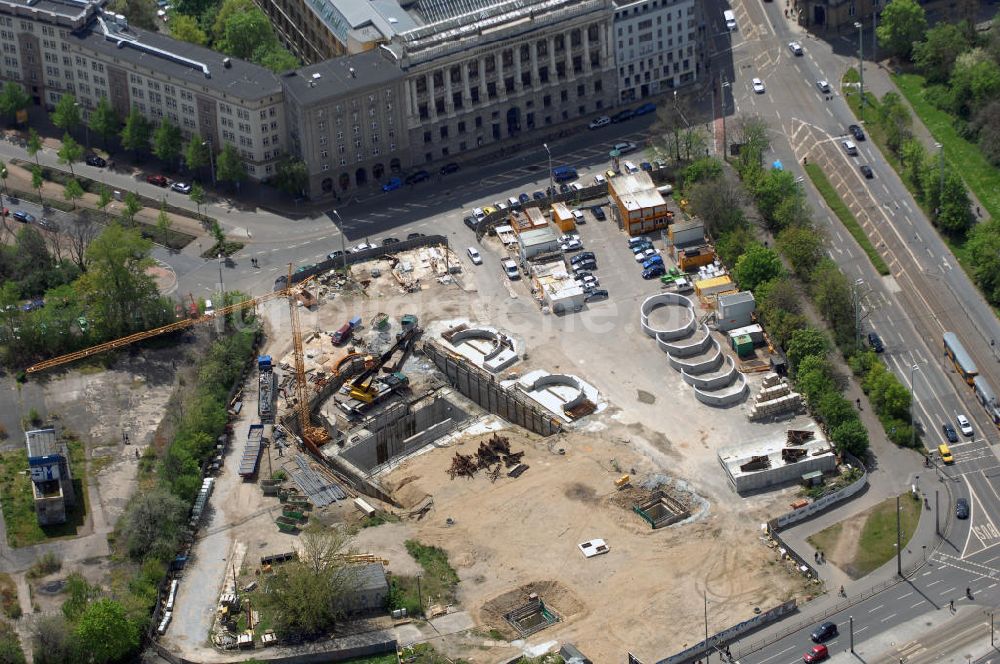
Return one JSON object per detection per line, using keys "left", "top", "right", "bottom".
{"left": 345, "top": 315, "right": 420, "bottom": 407}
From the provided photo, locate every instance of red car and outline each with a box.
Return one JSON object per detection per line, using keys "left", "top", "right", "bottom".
{"left": 803, "top": 644, "right": 829, "bottom": 662}
{"left": 146, "top": 174, "right": 168, "bottom": 187}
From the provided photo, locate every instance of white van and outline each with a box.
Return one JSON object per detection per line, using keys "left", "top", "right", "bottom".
{"left": 723, "top": 9, "right": 737, "bottom": 30}
{"left": 623, "top": 160, "right": 639, "bottom": 174}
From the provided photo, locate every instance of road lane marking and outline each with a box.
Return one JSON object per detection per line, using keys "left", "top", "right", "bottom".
{"left": 910, "top": 601, "right": 924, "bottom": 608}
{"left": 926, "top": 579, "right": 942, "bottom": 586}
{"left": 897, "top": 592, "right": 913, "bottom": 599}
{"left": 868, "top": 604, "right": 884, "bottom": 613}
{"left": 881, "top": 613, "right": 897, "bottom": 622}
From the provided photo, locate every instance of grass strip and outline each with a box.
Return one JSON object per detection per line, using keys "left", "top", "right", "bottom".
{"left": 804, "top": 163, "right": 890, "bottom": 275}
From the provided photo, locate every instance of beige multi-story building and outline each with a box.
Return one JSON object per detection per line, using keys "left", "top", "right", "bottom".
{"left": 613, "top": 0, "right": 702, "bottom": 102}
{"left": 0, "top": 0, "right": 285, "bottom": 180}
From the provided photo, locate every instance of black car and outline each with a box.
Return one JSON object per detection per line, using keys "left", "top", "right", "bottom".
{"left": 956, "top": 498, "right": 970, "bottom": 519}
{"left": 611, "top": 109, "right": 634, "bottom": 123}
{"left": 464, "top": 216, "right": 478, "bottom": 230}
{"left": 439, "top": 162, "right": 460, "bottom": 175}
{"left": 407, "top": 232, "right": 425, "bottom": 240}
{"left": 85, "top": 155, "right": 107, "bottom": 167}
{"left": 585, "top": 289, "right": 609, "bottom": 302}
{"left": 811, "top": 622, "right": 838, "bottom": 643}
{"left": 518, "top": 193, "right": 531, "bottom": 205}
{"left": 867, "top": 332, "right": 884, "bottom": 353}
{"left": 532, "top": 191, "right": 546, "bottom": 201}
{"left": 559, "top": 183, "right": 570, "bottom": 193}
{"left": 860, "top": 164, "right": 874, "bottom": 179}
{"left": 327, "top": 250, "right": 344, "bottom": 261}
{"left": 37, "top": 217, "right": 58, "bottom": 231}
{"left": 591, "top": 206, "right": 606, "bottom": 221}
{"left": 570, "top": 251, "right": 596, "bottom": 264}
{"left": 382, "top": 237, "right": 400, "bottom": 246}
{"left": 640, "top": 161, "right": 653, "bottom": 172}
{"left": 848, "top": 124, "right": 866, "bottom": 141}
{"left": 12, "top": 210, "right": 35, "bottom": 223}
{"left": 943, "top": 423, "right": 959, "bottom": 443}
{"left": 405, "top": 170, "right": 430, "bottom": 184}
{"left": 573, "top": 259, "right": 598, "bottom": 272}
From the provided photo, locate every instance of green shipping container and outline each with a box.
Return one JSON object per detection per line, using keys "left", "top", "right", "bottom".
{"left": 732, "top": 334, "right": 754, "bottom": 358}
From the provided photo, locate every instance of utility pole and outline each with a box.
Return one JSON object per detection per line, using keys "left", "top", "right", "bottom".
{"left": 855, "top": 21, "right": 865, "bottom": 123}
{"left": 909, "top": 362, "right": 925, "bottom": 449}
{"left": 851, "top": 279, "right": 866, "bottom": 349}
{"left": 849, "top": 616, "right": 855, "bottom": 653}
{"left": 896, "top": 495, "right": 903, "bottom": 576}
{"left": 937, "top": 143, "right": 945, "bottom": 215}
{"left": 991, "top": 611, "right": 995, "bottom": 646}
{"left": 332, "top": 209, "right": 349, "bottom": 274}
{"left": 720, "top": 75, "right": 729, "bottom": 158}
{"left": 936, "top": 490, "right": 940, "bottom": 537}
{"left": 543, "top": 142, "right": 554, "bottom": 194}
{"left": 872, "top": 11, "right": 878, "bottom": 66}
{"left": 704, "top": 588, "right": 709, "bottom": 651}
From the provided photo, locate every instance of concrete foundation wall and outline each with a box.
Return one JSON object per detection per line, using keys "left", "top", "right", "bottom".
{"left": 667, "top": 342, "right": 723, "bottom": 374}
{"left": 640, "top": 293, "right": 697, "bottom": 340}
{"left": 681, "top": 356, "right": 738, "bottom": 390}
{"left": 693, "top": 376, "right": 747, "bottom": 407}
{"left": 529, "top": 374, "right": 586, "bottom": 410}
{"left": 721, "top": 453, "right": 837, "bottom": 494}
{"left": 658, "top": 324, "right": 713, "bottom": 357}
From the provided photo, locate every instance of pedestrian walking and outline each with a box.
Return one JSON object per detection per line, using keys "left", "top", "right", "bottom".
{"left": 856, "top": 398, "right": 863, "bottom": 410}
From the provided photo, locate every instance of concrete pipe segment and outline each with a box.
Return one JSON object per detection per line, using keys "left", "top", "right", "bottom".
{"left": 528, "top": 373, "right": 588, "bottom": 411}
{"left": 639, "top": 293, "right": 697, "bottom": 341}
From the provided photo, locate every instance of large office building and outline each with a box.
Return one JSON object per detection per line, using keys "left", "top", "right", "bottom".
{"left": 612, "top": 0, "right": 702, "bottom": 103}
{"left": 0, "top": 0, "right": 285, "bottom": 179}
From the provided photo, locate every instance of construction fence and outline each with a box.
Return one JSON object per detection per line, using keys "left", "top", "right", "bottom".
{"left": 422, "top": 340, "right": 562, "bottom": 437}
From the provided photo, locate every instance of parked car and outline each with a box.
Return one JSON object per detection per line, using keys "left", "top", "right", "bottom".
{"left": 942, "top": 423, "right": 959, "bottom": 443}
{"left": 816, "top": 80, "right": 831, "bottom": 93}
{"left": 848, "top": 124, "right": 866, "bottom": 141}
{"left": 382, "top": 177, "right": 402, "bottom": 192}
{"left": 842, "top": 140, "right": 858, "bottom": 156}
{"left": 571, "top": 209, "right": 585, "bottom": 225}
{"left": 501, "top": 259, "right": 520, "bottom": 280}
{"left": 464, "top": 216, "right": 478, "bottom": 230}
{"left": 381, "top": 237, "right": 400, "bottom": 246}
{"left": 957, "top": 414, "right": 974, "bottom": 437}
{"left": 591, "top": 206, "right": 606, "bottom": 221}
{"left": 642, "top": 255, "right": 664, "bottom": 270}
{"left": 867, "top": 332, "right": 884, "bottom": 352}
{"left": 588, "top": 115, "right": 611, "bottom": 129}
{"left": 37, "top": 217, "right": 58, "bottom": 231}
{"left": 640, "top": 161, "right": 653, "bottom": 172}
{"left": 12, "top": 210, "right": 35, "bottom": 223}
{"left": 585, "top": 289, "right": 609, "bottom": 302}
{"left": 634, "top": 248, "right": 657, "bottom": 262}
{"left": 519, "top": 193, "right": 531, "bottom": 205}
{"left": 788, "top": 41, "right": 804, "bottom": 55}
{"left": 628, "top": 236, "right": 652, "bottom": 248}
{"left": 352, "top": 242, "right": 377, "bottom": 252}
{"left": 752, "top": 77, "right": 766, "bottom": 94}
{"left": 641, "top": 264, "right": 666, "bottom": 279}
{"left": 633, "top": 102, "right": 657, "bottom": 116}
{"left": 605, "top": 169, "right": 617, "bottom": 180}
{"left": 405, "top": 170, "right": 431, "bottom": 184}
{"left": 611, "top": 109, "right": 634, "bottom": 123}
{"left": 613, "top": 141, "right": 638, "bottom": 154}
{"left": 860, "top": 164, "right": 874, "bottom": 179}
{"left": 561, "top": 238, "right": 583, "bottom": 252}
{"left": 803, "top": 644, "right": 829, "bottom": 663}
{"left": 573, "top": 258, "right": 597, "bottom": 272}
{"left": 439, "top": 162, "right": 460, "bottom": 175}
{"left": 559, "top": 183, "right": 570, "bottom": 193}
{"left": 171, "top": 181, "right": 192, "bottom": 193}
{"left": 406, "top": 232, "right": 425, "bottom": 240}
{"left": 482, "top": 205, "right": 498, "bottom": 216}
{"left": 811, "top": 622, "right": 838, "bottom": 643}
{"left": 146, "top": 174, "right": 168, "bottom": 187}
{"left": 570, "top": 252, "right": 596, "bottom": 265}
{"left": 327, "top": 250, "right": 345, "bottom": 261}
{"left": 85, "top": 155, "right": 107, "bottom": 167}
{"left": 569, "top": 182, "right": 584, "bottom": 191}
{"left": 532, "top": 191, "right": 547, "bottom": 201}
{"left": 467, "top": 247, "right": 482, "bottom": 265}
{"left": 956, "top": 498, "right": 970, "bottom": 519}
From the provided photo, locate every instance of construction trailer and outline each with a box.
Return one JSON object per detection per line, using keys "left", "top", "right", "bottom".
{"left": 258, "top": 355, "right": 276, "bottom": 423}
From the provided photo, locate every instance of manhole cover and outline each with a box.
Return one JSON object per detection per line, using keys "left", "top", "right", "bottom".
{"left": 637, "top": 390, "right": 656, "bottom": 404}
{"left": 38, "top": 580, "right": 66, "bottom": 594}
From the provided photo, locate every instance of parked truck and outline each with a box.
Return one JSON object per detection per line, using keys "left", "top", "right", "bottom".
{"left": 239, "top": 424, "right": 264, "bottom": 478}
{"left": 258, "top": 356, "right": 276, "bottom": 423}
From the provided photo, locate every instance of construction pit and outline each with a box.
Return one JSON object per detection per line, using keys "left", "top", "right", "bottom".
{"left": 230, "top": 245, "right": 825, "bottom": 663}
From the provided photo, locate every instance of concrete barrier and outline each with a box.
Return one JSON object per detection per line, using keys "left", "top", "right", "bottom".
{"left": 681, "top": 356, "right": 738, "bottom": 390}
{"left": 693, "top": 373, "right": 747, "bottom": 406}
{"left": 658, "top": 323, "right": 713, "bottom": 357}
{"left": 667, "top": 340, "right": 723, "bottom": 374}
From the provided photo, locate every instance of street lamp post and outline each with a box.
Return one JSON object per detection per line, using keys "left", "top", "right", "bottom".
{"left": 720, "top": 75, "right": 731, "bottom": 158}
{"left": 74, "top": 102, "right": 90, "bottom": 147}
{"left": 896, "top": 495, "right": 903, "bottom": 577}
{"left": 331, "top": 209, "right": 348, "bottom": 274}
{"left": 854, "top": 21, "right": 865, "bottom": 123}
{"left": 543, "top": 142, "right": 553, "bottom": 195}
{"left": 909, "top": 362, "right": 925, "bottom": 450}
{"left": 849, "top": 616, "right": 854, "bottom": 652}
{"left": 203, "top": 139, "right": 216, "bottom": 187}
{"left": 935, "top": 142, "right": 944, "bottom": 216}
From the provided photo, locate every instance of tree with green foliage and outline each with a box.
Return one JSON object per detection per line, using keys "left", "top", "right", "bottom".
{"left": 876, "top": 0, "right": 927, "bottom": 60}
{"left": 122, "top": 191, "right": 142, "bottom": 226}
{"left": 715, "top": 225, "right": 755, "bottom": 266}
{"left": 57, "top": 133, "right": 83, "bottom": 177}
{"left": 936, "top": 170, "right": 975, "bottom": 235}
{"left": 877, "top": 92, "right": 913, "bottom": 157}
{"left": 88, "top": 97, "right": 120, "bottom": 149}
{"left": 899, "top": 138, "right": 927, "bottom": 197}
{"left": 118, "top": 488, "right": 188, "bottom": 562}
{"left": 787, "top": 326, "right": 829, "bottom": 374}
{"left": 795, "top": 354, "right": 838, "bottom": 405}
{"left": 190, "top": 182, "right": 206, "bottom": 217}
{"left": 254, "top": 43, "right": 300, "bottom": 73}
{"left": 273, "top": 156, "right": 308, "bottom": 196}
{"left": 258, "top": 526, "right": 356, "bottom": 639}
{"left": 966, "top": 218, "right": 1000, "bottom": 306}
{"left": 156, "top": 203, "right": 173, "bottom": 245}
{"left": 0, "top": 622, "right": 26, "bottom": 664}
{"left": 777, "top": 225, "right": 824, "bottom": 280}
{"left": 912, "top": 23, "right": 971, "bottom": 84}
{"left": 76, "top": 223, "right": 161, "bottom": 338}
{"left": 31, "top": 615, "right": 70, "bottom": 664}
{"left": 26, "top": 129, "right": 42, "bottom": 167}
{"left": 120, "top": 108, "right": 151, "bottom": 157}
{"left": 96, "top": 186, "right": 112, "bottom": 221}
{"left": 752, "top": 169, "right": 801, "bottom": 231}
{"left": 682, "top": 157, "right": 723, "bottom": 185}
{"left": 831, "top": 419, "right": 869, "bottom": 457}
{"left": 809, "top": 259, "right": 856, "bottom": 349}
{"left": 107, "top": 0, "right": 157, "bottom": 30}
{"left": 216, "top": 143, "right": 247, "bottom": 189}
{"left": 72, "top": 599, "right": 140, "bottom": 663}
{"left": 61, "top": 573, "right": 98, "bottom": 622}
{"left": 152, "top": 119, "right": 183, "bottom": 170}
{"left": 30, "top": 164, "right": 43, "bottom": 203}
{"left": 63, "top": 179, "right": 84, "bottom": 210}
{"left": 219, "top": 6, "right": 272, "bottom": 59}
{"left": 50, "top": 94, "right": 80, "bottom": 133}
{"left": 170, "top": 13, "right": 208, "bottom": 45}
{"left": 817, "top": 391, "right": 858, "bottom": 432}
{"left": 733, "top": 243, "right": 784, "bottom": 293}
{"left": 950, "top": 49, "right": 1000, "bottom": 118}
{"left": 212, "top": 0, "right": 255, "bottom": 42}
{"left": 0, "top": 81, "right": 30, "bottom": 122}
{"left": 185, "top": 135, "right": 211, "bottom": 175}
{"left": 209, "top": 220, "right": 226, "bottom": 247}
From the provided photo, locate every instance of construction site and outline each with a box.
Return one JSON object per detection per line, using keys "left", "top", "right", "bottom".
{"left": 24, "top": 228, "right": 843, "bottom": 662}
